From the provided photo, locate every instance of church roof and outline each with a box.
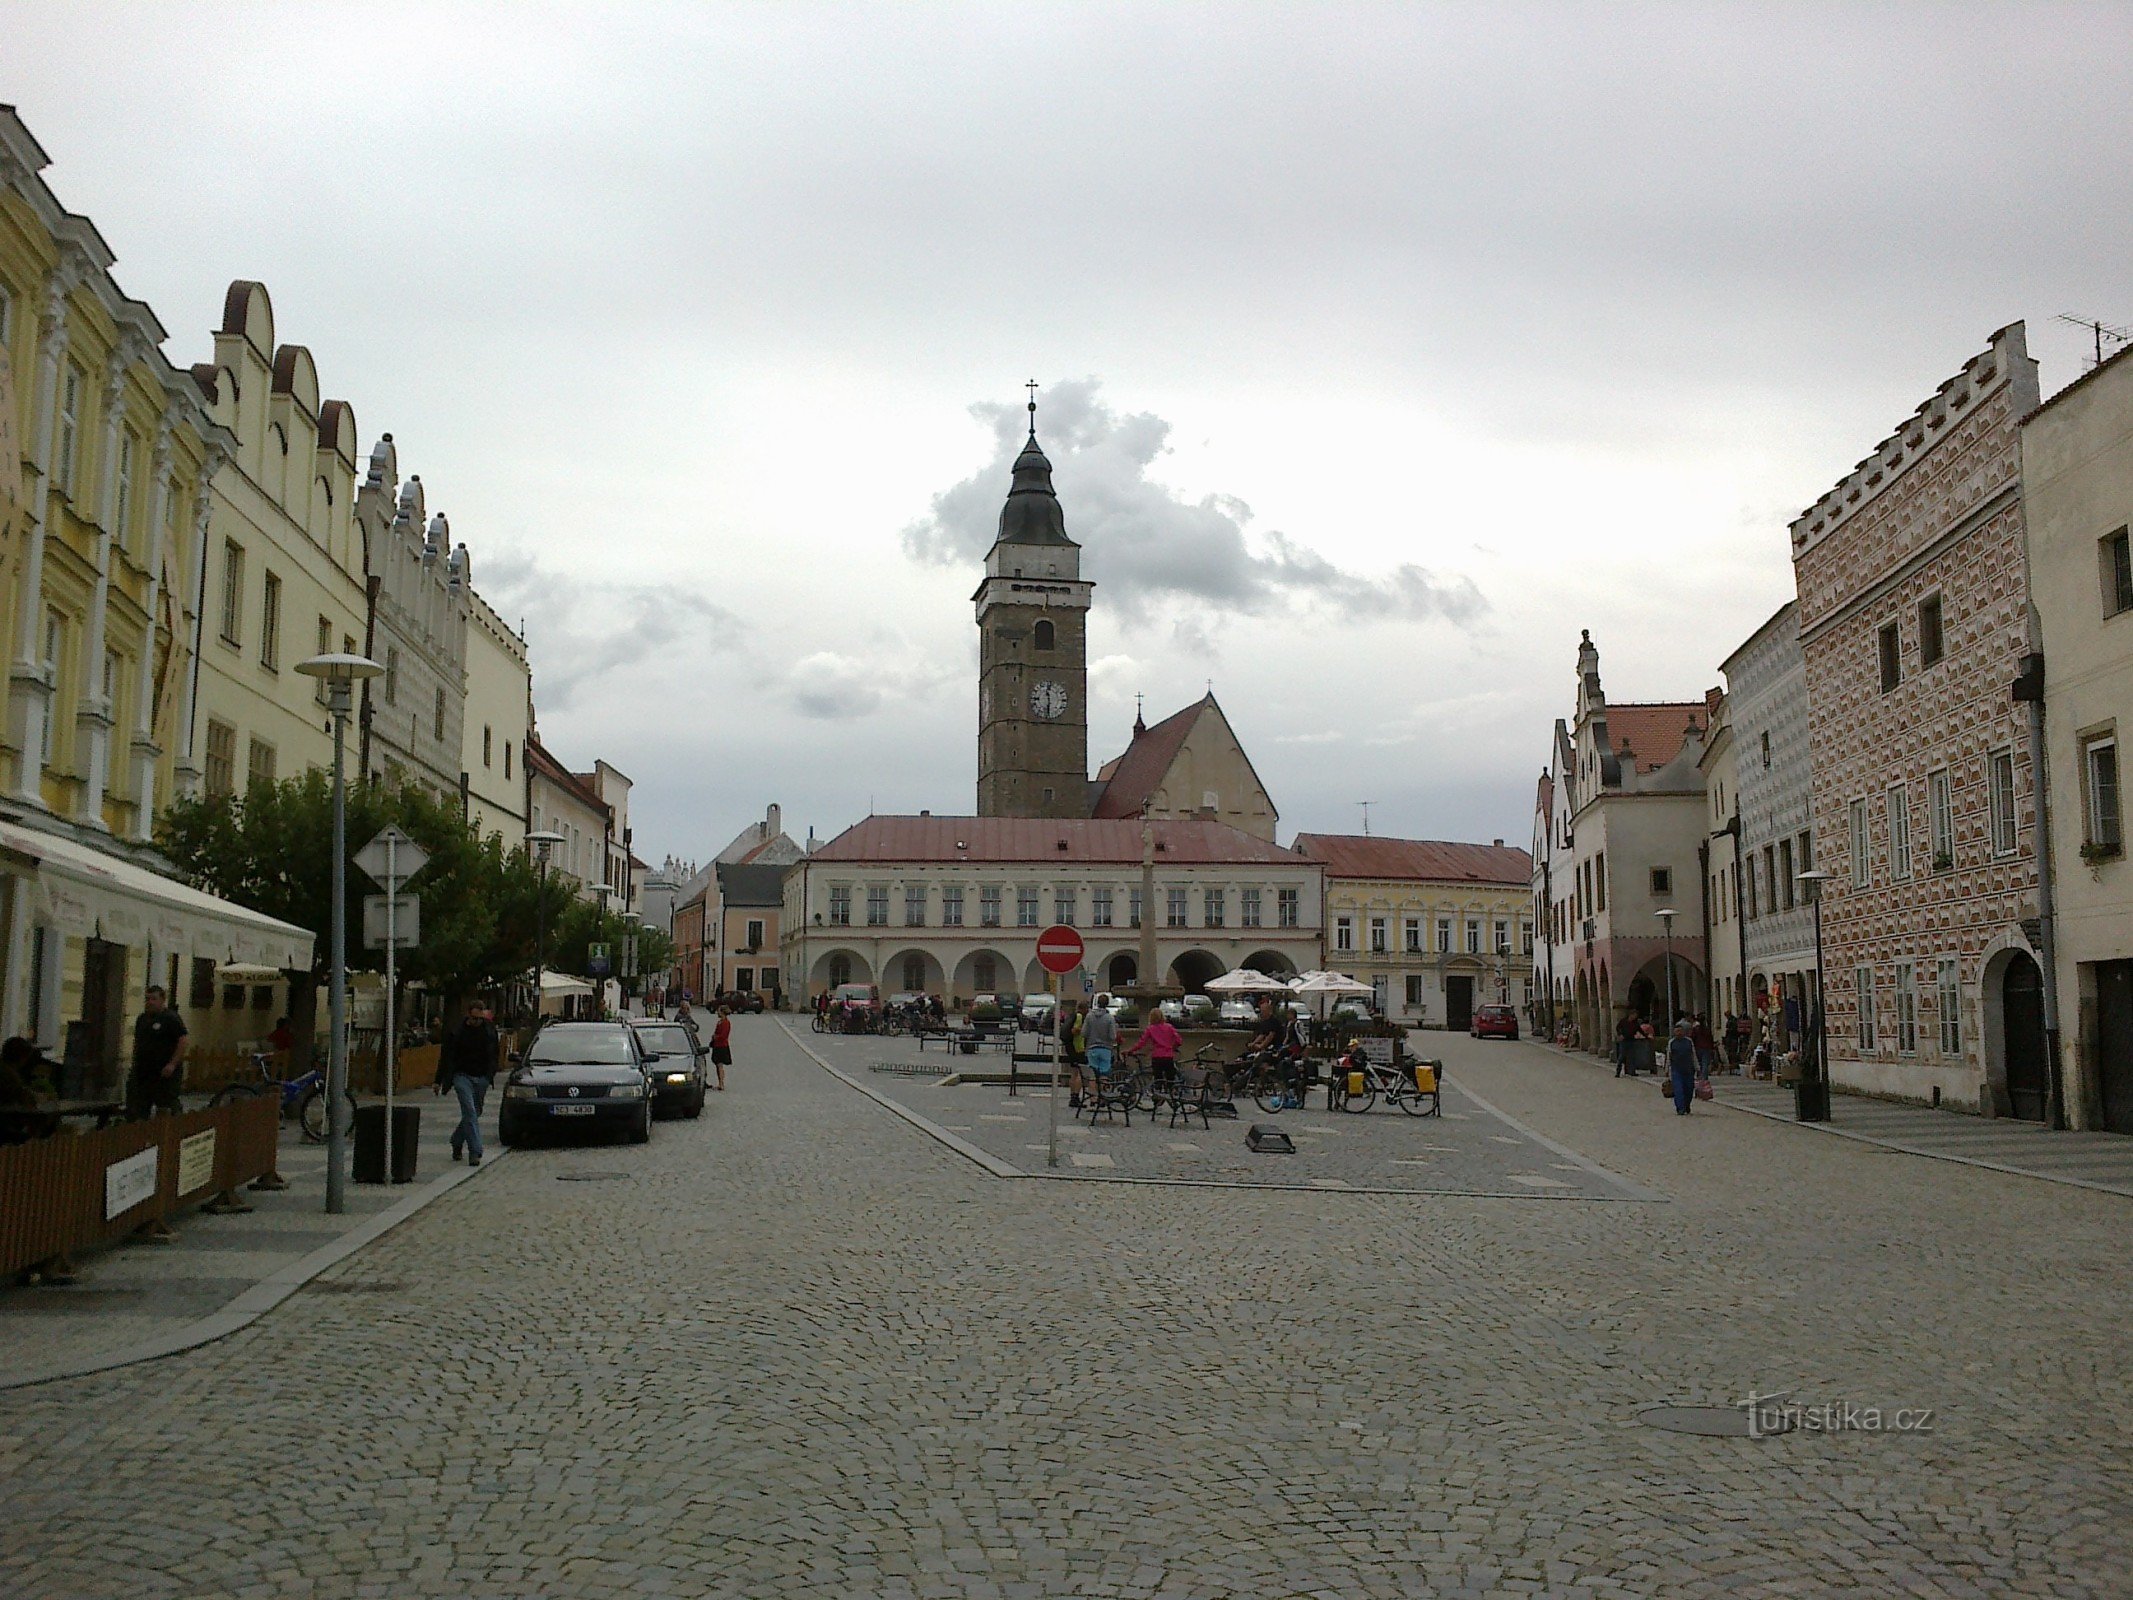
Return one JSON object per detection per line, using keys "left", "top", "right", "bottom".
{"left": 1293, "top": 834, "right": 1533, "bottom": 885}
{"left": 810, "top": 815, "right": 1300, "bottom": 866}
{"left": 1090, "top": 696, "right": 1209, "bottom": 819}
{"left": 992, "top": 431, "right": 1076, "bottom": 548}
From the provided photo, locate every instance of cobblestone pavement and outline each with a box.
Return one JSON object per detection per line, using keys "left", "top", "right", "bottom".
{"left": 4, "top": 1016, "right": 2132, "bottom": 1598}
{"left": 1703, "top": 1075, "right": 2133, "bottom": 1198}
{"left": 0, "top": 1091, "right": 500, "bottom": 1387}
{"left": 810, "top": 1024, "right": 1650, "bottom": 1201}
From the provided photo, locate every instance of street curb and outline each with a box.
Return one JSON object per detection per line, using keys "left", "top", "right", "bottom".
{"left": 781, "top": 1020, "right": 1660, "bottom": 1202}
{"left": 0, "top": 1149, "right": 505, "bottom": 1393}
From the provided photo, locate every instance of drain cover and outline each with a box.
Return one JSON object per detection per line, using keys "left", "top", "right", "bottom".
{"left": 1637, "top": 1404, "right": 1793, "bottom": 1437}
{"left": 555, "top": 1171, "right": 629, "bottom": 1183}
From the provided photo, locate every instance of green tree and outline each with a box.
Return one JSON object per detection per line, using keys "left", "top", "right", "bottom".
{"left": 157, "top": 773, "right": 573, "bottom": 1008}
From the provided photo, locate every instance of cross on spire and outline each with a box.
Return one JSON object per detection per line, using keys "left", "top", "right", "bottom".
{"left": 1025, "top": 379, "right": 1039, "bottom": 438}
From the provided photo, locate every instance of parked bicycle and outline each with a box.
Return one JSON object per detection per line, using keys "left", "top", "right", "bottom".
{"left": 208, "top": 1049, "right": 353, "bottom": 1143}
{"left": 1326, "top": 1045, "right": 1440, "bottom": 1116}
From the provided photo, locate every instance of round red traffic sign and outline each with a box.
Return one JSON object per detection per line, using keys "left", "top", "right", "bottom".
{"left": 1035, "top": 924, "right": 1085, "bottom": 975}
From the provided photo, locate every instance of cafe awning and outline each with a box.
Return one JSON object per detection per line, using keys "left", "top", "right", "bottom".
{"left": 0, "top": 819, "right": 314, "bottom": 970}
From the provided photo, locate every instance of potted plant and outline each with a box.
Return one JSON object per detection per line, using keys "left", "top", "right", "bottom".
{"left": 2080, "top": 840, "right": 2123, "bottom": 866}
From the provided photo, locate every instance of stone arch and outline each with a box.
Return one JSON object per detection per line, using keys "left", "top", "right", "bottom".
{"left": 882, "top": 948, "right": 946, "bottom": 996}
{"left": 1095, "top": 950, "right": 1138, "bottom": 991}
{"left": 1243, "top": 949, "right": 1297, "bottom": 977}
{"left": 1977, "top": 929, "right": 2045, "bottom": 1118}
{"left": 809, "top": 948, "right": 871, "bottom": 994}
{"left": 953, "top": 947, "right": 1016, "bottom": 999}
{"left": 1170, "top": 948, "right": 1226, "bottom": 995}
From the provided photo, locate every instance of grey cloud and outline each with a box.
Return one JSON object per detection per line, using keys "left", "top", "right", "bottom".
{"left": 479, "top": 550, "right": 741, "bottom": 713}
{"left": 903, "top": 379, "right": 1486, "bottom": 632}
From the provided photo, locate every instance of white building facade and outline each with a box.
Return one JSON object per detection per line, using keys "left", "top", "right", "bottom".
{"left": 782, "top": 816, "right": 1323, "bottom": 1003}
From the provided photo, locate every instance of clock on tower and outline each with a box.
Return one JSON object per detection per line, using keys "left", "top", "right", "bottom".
{"left": 974, "top": 395, "right": 1092, "bottom": 819}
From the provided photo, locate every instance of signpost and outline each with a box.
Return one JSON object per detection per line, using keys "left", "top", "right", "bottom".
{"left": 355, "top": 826, "right": 429, "bottom": 1184}
{"left": 1036, "top": 925, "right": 1085, "bottom": 1170}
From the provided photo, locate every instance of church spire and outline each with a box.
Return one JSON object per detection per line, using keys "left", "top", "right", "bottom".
{"left": 993, "top": 385, "right": 1076, "bottom": 549}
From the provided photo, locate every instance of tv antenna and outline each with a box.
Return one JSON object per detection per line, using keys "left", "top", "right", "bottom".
{"left": 2057, "top": 314, "right": 2133, "bottom": 371}
{"left": 1358, "top": 800, "right": 1375, "bottom": 836}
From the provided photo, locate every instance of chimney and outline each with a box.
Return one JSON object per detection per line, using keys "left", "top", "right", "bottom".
{"left": 766, "top": 802, "right": 782, "bottom": 839}
{"left": 1493, "top": 839, "right": 1504, "bottom": 848}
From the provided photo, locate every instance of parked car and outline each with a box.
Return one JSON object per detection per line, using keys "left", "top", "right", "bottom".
{"left": 1331, "top": 1000, "right": 1379, "bottom": 1027}
{"left": 968, "top": 993, "right": 1019, "bottom": 1028}
{"left": 725, "top": 990, "right": 766, "bottom": 1014}
{"left": 499, "top": 1021, "right": 653, "bottom": 1147}
{"left": 629, "top": 1020, "right": 708, "bottom": 1118}
{"left": 1216, "top": 999, "right": 1258, "bottom": 1028}
{"left": 1019, "top": 994, "right": 1058, "bottom": 1032}
{"left": 831, "top": 982, "right": 881, "bottom": 1031}
{"left": 1471, "top": 1003, "right": 1520, "bottom": 1040}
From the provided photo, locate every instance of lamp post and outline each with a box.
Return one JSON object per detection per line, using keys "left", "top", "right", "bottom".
{"left": 1655, "top": 907, "right": 1678, "bottom": 1027}
{"left": 527, "top": 830, "right": 562, "bottom": 1022}
{"left": 295, "top": 651, "right": 384, "bottom": 1216}
{"left": 1796, "top": 870, "right": 1834, "bottom": 1122}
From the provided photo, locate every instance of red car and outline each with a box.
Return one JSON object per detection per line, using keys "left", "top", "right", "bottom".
{"left": 1470, "top": 1004, "right": 1519, "bottom": 1040}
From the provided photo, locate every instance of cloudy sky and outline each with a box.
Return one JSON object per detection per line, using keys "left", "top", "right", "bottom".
{"left": 9, "top": 3, "right": 2131, "bottom": 866}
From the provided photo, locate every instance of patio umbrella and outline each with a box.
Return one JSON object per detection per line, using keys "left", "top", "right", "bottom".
{"left": 1204, "top": 967, "right": 1291, "bottom": 994}
{"left": 1289, "top": 969, "right": 1375, "bottom": 1026}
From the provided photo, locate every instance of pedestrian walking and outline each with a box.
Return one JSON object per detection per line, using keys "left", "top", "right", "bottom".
{"left": 1666, "top": 1020, "right": 1699, "bottom": 1115}
{"left": 437, "top": 1000, "right": 501, "bottom": 1164}
{"left": 710, "top": 1005, "right": 732, "bottom": 1091}
{"left": 1614, "top": 1011, "right": 1637, "bottom": 1077}
{"left": 1691, "top": 1014, "right": 1717, "bottom": 1081}
{"left": 127, "top": 985, "right": 189, "bottom": 1122}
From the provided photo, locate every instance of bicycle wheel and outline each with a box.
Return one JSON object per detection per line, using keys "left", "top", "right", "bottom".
{"left": 1338, "top": 1076, "right": 1378, "bottom": 1114}
{"left": 1251, "top": 1070, "right": 1289, "bottom": 1114}
{"left": 299, "top": 1085, "right": 355, "bottom": 1144}
{"left": 1396, "top": 1082, "right": 1436, "bottom": 1116}
{"left": 208, "top": 1082, "right": 259, "bottom": 1110}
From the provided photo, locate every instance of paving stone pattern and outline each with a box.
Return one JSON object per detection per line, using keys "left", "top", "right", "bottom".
{"left": 818, "top": 1027, "right": 1644, "bottom": 1201}
{"left": 4, "top": 1018, "right": 2132, "bottom": 1598}
{"left": 0, "top": 1090, "right": 499, "bottom": 1386}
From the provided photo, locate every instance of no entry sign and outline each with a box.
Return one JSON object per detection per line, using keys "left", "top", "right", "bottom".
{"left": 1035, "top": 925, "right": 1085, "bottom": 975}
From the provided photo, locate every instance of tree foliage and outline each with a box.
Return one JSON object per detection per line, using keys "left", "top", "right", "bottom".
{"left": 157, "top": 772, "right": 574, "bottom": 1006}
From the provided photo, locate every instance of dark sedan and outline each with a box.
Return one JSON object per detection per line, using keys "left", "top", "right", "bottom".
{"left": 498, "top": 1022, "right": 653, "bottom": 1147}
{"left": 630, "top": 1020, "right": 708, "bottom": 1118}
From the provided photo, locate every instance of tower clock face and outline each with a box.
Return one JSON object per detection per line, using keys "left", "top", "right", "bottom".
{"left": 1030, "top": 680, "right": 1068, "bottom": 720}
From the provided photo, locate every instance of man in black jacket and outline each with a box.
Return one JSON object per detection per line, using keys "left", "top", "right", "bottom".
{"left": 436, "top": 1000, "right": 500, "bottom": 1165}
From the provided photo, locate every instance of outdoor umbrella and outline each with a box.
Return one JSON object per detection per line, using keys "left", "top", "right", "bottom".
{"left": 1204, "top": 968, "right": 1291, "bottom": 994}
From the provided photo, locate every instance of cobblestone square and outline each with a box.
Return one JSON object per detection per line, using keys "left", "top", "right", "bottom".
{"left": 5, "top": 1016, "right": 2132, "bottom": 1598}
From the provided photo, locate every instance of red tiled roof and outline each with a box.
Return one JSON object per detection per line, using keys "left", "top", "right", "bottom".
{"left": 811, "top": 815, "right": 1303, "bottom": 866}
{"left": 1603, "top": 702, "right": 1708, "bottom": 774}
{"left": 1292, "top": 834, "right": 1532, "bottom": 885}
{"left": 1090, "top": 697, "right": 1209, "bottom": 818}
{"left": 526, "top": 736, "right": 610, "bottom": 818}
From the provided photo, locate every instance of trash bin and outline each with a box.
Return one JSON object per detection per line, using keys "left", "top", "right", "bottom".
{"left": 1793, "top": 1077, "right": 1831, "bottom": 1123}
{"left": 352, "top": 1104, "right": 422, "bottom": 1184}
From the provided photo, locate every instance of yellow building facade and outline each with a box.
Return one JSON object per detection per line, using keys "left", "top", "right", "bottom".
{"left": 185, "top": 280, "right": 368, "bottom": 796}
{"left": 0, "top": 109, "right": 311, "bottom": 1084}
{"left": 1294, "top": 835, "right": 1536, "bottom": 1029}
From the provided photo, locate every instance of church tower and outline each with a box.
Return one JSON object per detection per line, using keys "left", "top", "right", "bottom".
{"left": 975, "top": 391, "right": 1092, "bottom": 818}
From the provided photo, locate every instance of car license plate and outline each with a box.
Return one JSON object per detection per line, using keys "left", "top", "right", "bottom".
{"left": 551, "top": 1104, "right": 596, "bottom": 1116}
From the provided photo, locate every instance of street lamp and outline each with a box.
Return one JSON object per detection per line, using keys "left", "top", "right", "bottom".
{"left": 1796, "top": 870, "right": 1834, "bottom": 1123}
{"left": 295, "top": 651, "right": 384, "bottom": 1216}
{"left": 1655, "top": 907, "right": 1678, "bottom": 1027}
{"left": 527, "top": 830, "right": 563, "bottom": 1022}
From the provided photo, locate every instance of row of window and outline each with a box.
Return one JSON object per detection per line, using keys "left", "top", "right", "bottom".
{"left": 1845, "top": 752, "right": 2025, "bottom": 887}
{"left": 1726, "top": 830, "right": 1816, "bottom": 923}
{"left": 1854, "top": 960, "right": 1963, "bottom": 1057}
{"left": 201, "top": 718, "right": 276, "bottom": 801}
{"left": 823, "top": 884, "right": 1303, "bottom": 930}
{"left": 1545, "top": 855, "right": 1677, "bottom": 945}
{"left": 1334, "top": 914, "right": 1532, "bottom": 957}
